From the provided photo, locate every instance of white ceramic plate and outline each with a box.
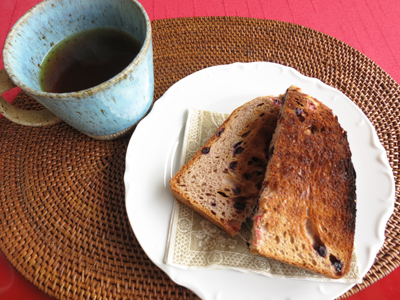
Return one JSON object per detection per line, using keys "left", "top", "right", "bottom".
{"left": 124, "top": 62, "right": 395, "bottom": 300}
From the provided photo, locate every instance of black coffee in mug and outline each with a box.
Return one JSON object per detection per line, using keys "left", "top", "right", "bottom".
{"left": 39, "top": 27, "right": 142, "bottom": 93}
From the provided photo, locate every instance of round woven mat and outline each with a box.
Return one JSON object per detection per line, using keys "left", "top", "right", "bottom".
{"left": 0, "top": 17, "right": 399, "bottom": 300}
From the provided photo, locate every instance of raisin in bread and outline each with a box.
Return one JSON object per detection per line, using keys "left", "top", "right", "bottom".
{"left": 250, "top": 86, "right": 356, "bottom": 279}
{"left": 170, "top": 96, "right": 280, "bottom": 236}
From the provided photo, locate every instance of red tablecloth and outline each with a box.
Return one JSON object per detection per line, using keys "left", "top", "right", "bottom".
{"left": 1, "top": 0, "right": 399, "bottom": 299}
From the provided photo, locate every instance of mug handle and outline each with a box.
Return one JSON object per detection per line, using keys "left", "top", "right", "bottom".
{"left": 0, "top": 68, "right": 62, "bottom": 126}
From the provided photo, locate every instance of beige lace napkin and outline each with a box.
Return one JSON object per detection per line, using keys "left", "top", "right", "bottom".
{"left": 165, "top": 108, "right": 362, "bottom": 283}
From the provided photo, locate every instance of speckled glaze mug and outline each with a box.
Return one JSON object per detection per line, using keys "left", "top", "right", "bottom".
{"left": 0, "top": 0, "right": 153, "bottom": 140}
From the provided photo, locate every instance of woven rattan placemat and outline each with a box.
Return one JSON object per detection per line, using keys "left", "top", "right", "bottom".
{"left": 0, "top": 17, "right": 399, "bottom": 300}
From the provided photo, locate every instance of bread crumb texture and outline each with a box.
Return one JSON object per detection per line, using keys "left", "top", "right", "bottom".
{"left": 170, "top": 96, "right": 280, "bottom": 236}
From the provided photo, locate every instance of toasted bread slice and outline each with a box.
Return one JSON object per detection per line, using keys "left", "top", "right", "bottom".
{"left": 250, "top": 86, "right": 357, "bottom": 279}
{"left": 170, "top": 96, "right": 280, "bottom": 236}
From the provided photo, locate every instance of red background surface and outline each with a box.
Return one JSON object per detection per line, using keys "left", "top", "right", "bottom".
{"left": 1, "top": 0, "right": 399, "bottom": 299}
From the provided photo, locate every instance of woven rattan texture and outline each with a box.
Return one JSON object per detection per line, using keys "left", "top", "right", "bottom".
{"left": 0, "top": 17, "right": 399, "bottom": 300}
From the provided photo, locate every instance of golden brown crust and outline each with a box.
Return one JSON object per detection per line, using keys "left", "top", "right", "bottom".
{"left": 170, "top": 96, "right": 280, "bottom": 236}
{"left": 250, "top": 86, "right": 356, "bottom": 279}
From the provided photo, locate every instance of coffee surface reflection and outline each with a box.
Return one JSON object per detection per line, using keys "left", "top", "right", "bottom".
{"left": 39, "top": 27, "right": 142, "bottom": 93}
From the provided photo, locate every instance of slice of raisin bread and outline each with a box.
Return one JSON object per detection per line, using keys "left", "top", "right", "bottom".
{"left": 250, "top": 86, "right": 356, "bottom": 279}
{"left": 170, "top": 96, "right": 280, "bottom": 236}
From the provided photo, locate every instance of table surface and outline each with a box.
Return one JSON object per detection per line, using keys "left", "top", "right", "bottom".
{"left": 1, "top": 0, "right": 399, "bottom": 299}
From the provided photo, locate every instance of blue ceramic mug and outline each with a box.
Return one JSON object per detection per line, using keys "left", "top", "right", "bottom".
{"left": 0, "top": 0, "right": 153, "bottom": 140}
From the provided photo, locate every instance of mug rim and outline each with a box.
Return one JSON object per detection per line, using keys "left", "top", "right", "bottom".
{"left": 2, "top": 0, "right": 152, "bottom": 100}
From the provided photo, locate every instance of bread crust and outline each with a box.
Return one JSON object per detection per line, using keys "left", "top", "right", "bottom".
{"left": 250, "top": 86, "right": 356, "bottom": 279}
{"left": 170, "top": 96, "right": 280, "bottom": 236}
